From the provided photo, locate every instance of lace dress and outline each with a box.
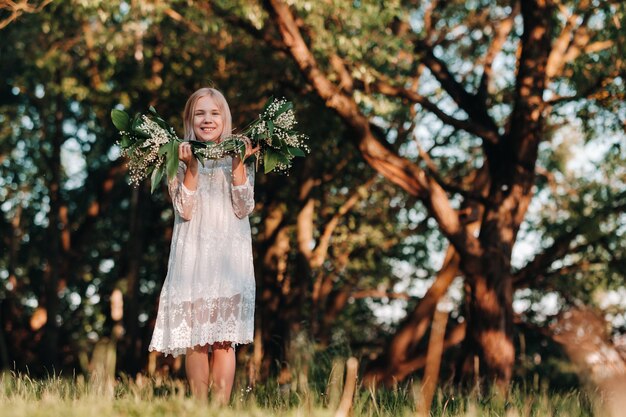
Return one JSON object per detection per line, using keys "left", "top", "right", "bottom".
{"left": 149, "top": 158, "right": 255, "bottom": 357}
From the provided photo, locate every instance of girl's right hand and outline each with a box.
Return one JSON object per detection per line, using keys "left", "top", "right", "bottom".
{"left": 178, "top": 142, "right": 197, "bottom": 168}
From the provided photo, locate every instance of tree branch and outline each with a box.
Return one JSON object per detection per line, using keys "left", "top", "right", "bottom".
{"left": 350, "top": 290, "right": 410, "bottom": 300}
{"left": 546, "top": 70, "right": 621, "bottom": 106}
{"left": 263, "top": 0, "right": 482, "bottom": 261}
{"left": 505, "top": 0, "right": 553, "bottom": 170}
{"left": 546, "top": 2, "right": 615, "bottom": 81}
{"left": 414, "top": 39, "right": 500, "bottom": 138}
{"left": 0, "top": 0, "right": 52, "bottom": 30}
{"left": 363, "top": 321, "right": 467, "bottom": 386}
{"left": 415, "top": 139, "right": 493, "bottom": 206}
{"left": 354, "top": 76, "right": 499, "bottom": 144}
{"left": 163, "top": 8, "right": 203, "bottom": 34}
{"left": 311, "top": 175, "right": 378, "bottom": 268}
{"left": 477, "top": 3, "right": 519, "bottom": 106}
{"left": 514, "top": 200, "right": 626, "bottom": 288}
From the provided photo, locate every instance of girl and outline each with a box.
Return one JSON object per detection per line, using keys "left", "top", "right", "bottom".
{"left": 149, "top": 87, "right": 258, "bottom": 404}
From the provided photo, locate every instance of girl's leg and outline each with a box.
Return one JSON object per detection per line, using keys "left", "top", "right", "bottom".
{"left": 210, "top": 342, "right": 236, "bottom": 405}
{"left": 185, "top": 344, "right": 210, "bottom": 400}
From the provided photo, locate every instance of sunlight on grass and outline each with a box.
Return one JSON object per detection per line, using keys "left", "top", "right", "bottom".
{"left": 0, "top": 369, "right": 599, "bottom": 417}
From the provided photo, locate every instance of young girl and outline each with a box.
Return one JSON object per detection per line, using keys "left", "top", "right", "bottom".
{"left": 149, "top": 87, "right": 258, "bottom": 404}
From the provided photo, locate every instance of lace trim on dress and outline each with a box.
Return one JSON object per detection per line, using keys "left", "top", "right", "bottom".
{"left": 149, "top": 293, "right": 254, "bottom": 357}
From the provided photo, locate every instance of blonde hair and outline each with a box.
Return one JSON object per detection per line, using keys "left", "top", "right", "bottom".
{"left": 182, "top": 87, "right": 232, "bottom": 142}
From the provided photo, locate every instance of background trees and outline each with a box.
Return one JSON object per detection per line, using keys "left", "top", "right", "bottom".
{"left": 1, "top": 0, "right": 624, "bottom": 391}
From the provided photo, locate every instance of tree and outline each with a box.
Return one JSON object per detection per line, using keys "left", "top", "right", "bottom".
{"left": 223, "top": 0, "right": 626, "bottom": 388}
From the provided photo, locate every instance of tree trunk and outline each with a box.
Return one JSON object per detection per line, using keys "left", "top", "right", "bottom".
{"left": 457, "top": 0, "right": 551, "bottom": 389}
{"left": 121, "top": 186, "right": 144, "bottom": 374}
{"left": 256, "top": 203, "right": 292, "bottom": 380}
{"left": 461, "top": 274, "right": 514, "bottom": 389}
{"left": 457, "top": 162, "right": 535, "bottom": 389}
{"left": 41, "top": 89, "right": 64, "bottom": 372}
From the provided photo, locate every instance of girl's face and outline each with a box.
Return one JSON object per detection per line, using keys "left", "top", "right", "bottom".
{"left": 193, "top": 95, "right": 224, "bottom": 142}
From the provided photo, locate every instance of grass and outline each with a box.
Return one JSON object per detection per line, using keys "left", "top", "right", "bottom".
{"left": 0, "top": 369, "right": 600, "bottom": 417}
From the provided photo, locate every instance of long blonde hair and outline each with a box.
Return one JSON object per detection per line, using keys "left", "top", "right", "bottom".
{"left": 182, "top": 87, "right": 232, "bottom": 142}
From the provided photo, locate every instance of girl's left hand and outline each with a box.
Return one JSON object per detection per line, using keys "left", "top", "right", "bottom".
{"left": 239, "top": 136, "right": 260, "bottom": 161}
{"left": 232, "top": 137, "right": 259, "bottom": 184}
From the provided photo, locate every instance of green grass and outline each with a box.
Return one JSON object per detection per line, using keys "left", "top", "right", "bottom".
{"left": 0, "top": 370, "right": 600, "bottom": 417}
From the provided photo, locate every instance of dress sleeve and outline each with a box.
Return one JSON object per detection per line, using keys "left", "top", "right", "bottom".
{"left": 168, "top": 162, "right": 197, "bottom": 221}
{"left": 231, "top": 162, "right": 255, "bottom": 219}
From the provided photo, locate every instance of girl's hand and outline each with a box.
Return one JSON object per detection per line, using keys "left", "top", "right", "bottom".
{"left": 239, "top": 136, "right": 260, "bottom": 162}
{"left": 178, "top": 142, "right": 197, "bottom": 168}
{"left": 232, "top": 137, "right": 259, "bottom": 185}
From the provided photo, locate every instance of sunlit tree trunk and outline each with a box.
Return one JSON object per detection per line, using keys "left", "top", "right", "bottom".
{"left": 458, "top": 0, "right": 551, "bottom": 388}
{"left": 460, "top": 182, "right": 533, "bottom": 387}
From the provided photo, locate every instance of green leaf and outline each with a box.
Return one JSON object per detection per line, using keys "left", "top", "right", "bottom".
{"left": 275, "top": 100, "right": 293, "bottom": 116}
{"left": 131, "top": 114, "right": 150, "bottom": 138}
{"left": 261, "top": 96, "right": 275, "bottom": 114}
{"left": 158, "top": 142, "right": 169, "bottom": 156}
{"left": 263, "top": 149, "right": 279, "bottom": 174}
{"left": 119, "top": 134, "right": 132, "bottom": 148}
{"left": 263, "top": 148, "right": 290, "bottom": 174}
{"left": 111, "top": 109, "right": 130, "bottom": 131}
{"left": 287, "top": 146, "right": 306, "bottom": 157}
{"left": 166, "top": 140, "right": 179, "bottom": 180}
{"left": 267, "top": 120, "right": 274, "bottom": 138}
{"left": 150, "top": 163, "right": 165, "bottom": 194}
{"left": 147, "top": 107, "right": 172, "bottom": 131}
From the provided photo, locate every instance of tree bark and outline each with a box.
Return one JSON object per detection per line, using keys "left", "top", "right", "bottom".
{"left": 41, "top": 86, "right": 64, "bottom": 372}
{"left": 255, "top": 201, "right": 295, "bottom": 380}
{"left": 458, "top": 0, "right": 552, "bottom": 389}
{"left": 121, "top": 186, "right": 144, "bottom": 374}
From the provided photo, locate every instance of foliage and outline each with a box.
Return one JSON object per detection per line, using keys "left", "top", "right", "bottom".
{"left": 111, "top": 97, "right": 308, "bottom": 193}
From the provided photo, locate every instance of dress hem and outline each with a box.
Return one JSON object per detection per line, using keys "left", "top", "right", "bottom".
{"left": 148, "top": 338, "right": 253, "bottom": 358}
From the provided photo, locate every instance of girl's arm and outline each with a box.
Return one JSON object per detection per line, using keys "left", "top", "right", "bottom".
{"left": 231, "top": 138, "right": 258, "bottom": 218}
{"left": 179, "top": 142, "right": 199, "bottom": 191}
{"left": 169, "top": 142, "right": 199, "bottom": 221}
{"left": 231, "top": 157, "right": 255, "bottom": 219}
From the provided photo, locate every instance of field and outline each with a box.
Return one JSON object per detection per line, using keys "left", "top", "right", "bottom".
{"left": 0, "top": 370, "right": 599, "bottom": 417}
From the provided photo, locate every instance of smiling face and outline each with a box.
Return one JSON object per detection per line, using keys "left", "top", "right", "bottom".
{"left": 182, "top": 87, "right": 232, "bottom": 142}
{"left": 192, "top": 95, "right": 225, "bottom": 142}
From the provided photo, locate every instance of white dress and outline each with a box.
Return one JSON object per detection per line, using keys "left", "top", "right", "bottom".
{"left": 149, "top": 158, "right": 255, "bottom": 357}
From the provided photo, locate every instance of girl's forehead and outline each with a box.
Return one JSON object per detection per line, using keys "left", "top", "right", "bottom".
{"left": 195, "top": 95, "right": 220, "bottom": 111}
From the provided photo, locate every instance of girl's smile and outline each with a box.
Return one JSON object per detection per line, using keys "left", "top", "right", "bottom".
{"left": 193, "top": 95, "right": 224, "bottom": 142}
